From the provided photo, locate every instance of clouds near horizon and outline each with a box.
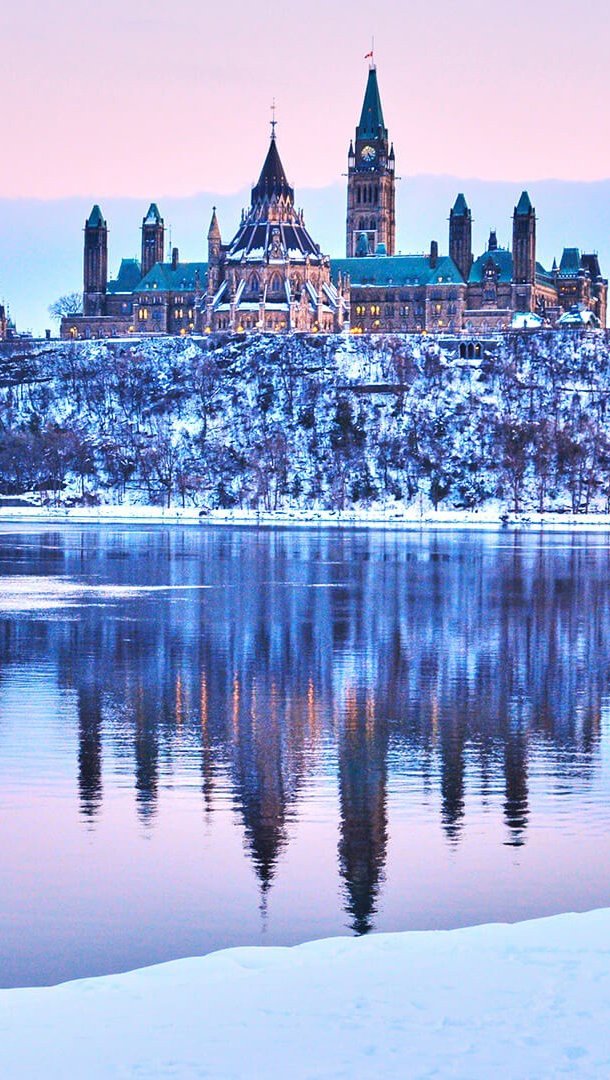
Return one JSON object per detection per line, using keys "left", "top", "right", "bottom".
{"left": 1, "top": 0, "right": 609, "bottom": 198}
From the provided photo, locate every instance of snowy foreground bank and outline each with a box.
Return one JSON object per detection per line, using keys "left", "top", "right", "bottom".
{"left": 2, "top": 911, "right": 610, "bottom": 1079}
{"left": 4, "top": 503, "right": 610, "bottom": 531}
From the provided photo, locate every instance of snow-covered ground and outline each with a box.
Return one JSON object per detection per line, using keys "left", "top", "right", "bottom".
{"left": 3, "top": 502, "right": 610, "bottom": 531}
{"left": 1, "top": 910, "right": 609, "bottom": 1078}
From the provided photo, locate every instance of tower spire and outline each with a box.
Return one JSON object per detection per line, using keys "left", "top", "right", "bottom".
{"left": 141, "top": 202, "right": 164, "bottom": 277}
{"left": 346, "top": 63, "right": 395, "bottom": 256}
{"left": 251, "top": 131, "right": 294, "bottom": 208}
{"left": 357, "top": 66, "right": 386, "bottom": 140}
{"left": 270, "top": 99, "right": 277, "bottom": 141}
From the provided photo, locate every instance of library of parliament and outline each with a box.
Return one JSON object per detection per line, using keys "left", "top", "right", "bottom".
{"left": 60, "top": 65, "right": 608, "bottom": 340}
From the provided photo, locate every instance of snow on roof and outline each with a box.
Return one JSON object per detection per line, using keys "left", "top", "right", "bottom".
{"left": 212, "top": 281, "right": 227, "bottom": 308}
{"left": 557, "top": 306, "right": 599, "bottom": 327}
{"left": 511, "top": 312, "right": 544, "bottom": 329}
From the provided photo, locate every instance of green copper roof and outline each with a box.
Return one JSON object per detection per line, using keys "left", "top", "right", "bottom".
{"left": 357, "top": 68, "right": 386, "bottom": 139}
{"left": 559, "top": 247, "right": 581, "bottom": 275}
{"left": 469, "top": 248, "right": 552, "bottom": 286}
{"left": 451, "top": 193, "right": 469, "bottom": 216}
{"left": 137, "top": 261, "right": 208, "bottom": 292}
{"left": 468, "top": 249, "right": 513, "bottom": 283}
{"left": 515, "top": 191, "right": 533, "bottom": 216}
{"left": 86, "top": 204, "right": 105, "bottom": 228}
{"left": 332, "top": 254, "right": 464, "bottom": 287}
{"left": 143, "top": 203, "right": 163, "bottom": 225}
{"left": 107, "top": 259, "right": 143, "bottom": 294}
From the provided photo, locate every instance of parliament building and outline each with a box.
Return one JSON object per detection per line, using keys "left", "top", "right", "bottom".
{"left": 61, "top": 66, "right": 607, "bottom": 340}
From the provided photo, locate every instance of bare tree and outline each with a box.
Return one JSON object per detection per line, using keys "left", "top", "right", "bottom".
{"left": 48, "top": 293, "right": 82, "bottom": 322}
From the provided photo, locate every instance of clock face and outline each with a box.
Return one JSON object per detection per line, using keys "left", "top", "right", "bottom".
{"left": 361, "top": 145, "right": 376, "bottom": 162}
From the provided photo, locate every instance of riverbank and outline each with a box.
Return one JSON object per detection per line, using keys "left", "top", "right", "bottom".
{"left": 2, "top": 502, "right": 610, "bottom": 531}
{"left": 1, "top": 909, "right": 608, "bottom": 1078}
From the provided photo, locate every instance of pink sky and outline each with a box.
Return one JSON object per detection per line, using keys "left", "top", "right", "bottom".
{"left": 1, "top": 0, "right": 609, "bottom": 198}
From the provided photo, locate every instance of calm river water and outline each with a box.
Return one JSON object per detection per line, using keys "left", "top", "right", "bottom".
{"left": 1, "top": 524, "right": 610, "bottom": 987}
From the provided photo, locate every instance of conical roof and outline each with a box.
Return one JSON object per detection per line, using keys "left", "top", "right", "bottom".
{"left": 86, "top": 204, "right": 105, "bottom": 228}
{"left": 357, "top": 67, "right": 386, "bottom": 139}
{"left": 515, "top": 190, "right": 533, "bottom": 216}
{"left": 451, "top": 193, "right": 469, "bottom": 216}
{"left": 143, "top": 202, "right": 163, "bottom": 225}
{"left": 251, "top": 136, "right": 294, "bottom": 206}
{"left": 208, "top": 206, "right": 221, "bottom": 239}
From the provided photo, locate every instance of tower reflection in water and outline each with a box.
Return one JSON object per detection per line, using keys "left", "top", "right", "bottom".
{"left": 0, "top": 526, "right": 605, "bottom": 935}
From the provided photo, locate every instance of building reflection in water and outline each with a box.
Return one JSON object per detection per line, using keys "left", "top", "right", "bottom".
{"left": 338, "top": 688, "right": 388, "bottom": 934}
{"left": 77, "top": 685, "right": 103, "bottom": 821}
{"left": 0, "top": 526, "right": 607, "bottom": 935}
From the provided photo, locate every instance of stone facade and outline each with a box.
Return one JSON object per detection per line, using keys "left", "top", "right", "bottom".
{"left": 60, "top": 62, "right": 607, "bottom": 340}
{"left": 346, "top": 66, "right": 395, "bottom": 258}
{"left": 203, "top": 135, "right": 347, "bottom": 333}
{"left": 339, "top": 68, "right": 607, "bottom": 333}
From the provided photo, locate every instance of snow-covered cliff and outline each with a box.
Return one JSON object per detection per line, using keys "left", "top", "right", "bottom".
{"left": 1, "top": 331, "right": 610, "bottom": 514}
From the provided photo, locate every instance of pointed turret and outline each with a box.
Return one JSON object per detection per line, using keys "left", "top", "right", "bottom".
{"left": 141, "top": 202, "right": 164, "bottom": 277}
{"left": 86, "top": 204, "right": 105, "bottom": 228}
{"left": 208, "top": 206, "right": 221, "bottom": 241}
{"left": 83, "top": 204, "right": 108, "bottom": 316}
{"left": 449, "top": 193, "right": 472, "bottom": 281}
{"left": 143, "top": 202, "right": 162, "bottom": 225}
{"left": 512, "top": 191, "right": 536, "bottom": 286}
{"left": 251, "top": 137, "right": 294, "bottom": 209}
{"left": 451, "top": 193, "right": 469, "bottom": 216}
{"left": 357, "top": 66, "right": 387, "bottom": 141}
{"left": 488, "top": 229, "right": 498, "bottom": 251}
{"left": 207, "top": 206, "right": 222, "bottom": 270}
{"left": 515, "top": 190, "right": 533, "bottom": 216}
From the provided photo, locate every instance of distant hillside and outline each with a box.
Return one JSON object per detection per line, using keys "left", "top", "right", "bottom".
{"left": 2, "top": 177, "right": 610, "bottom": 335}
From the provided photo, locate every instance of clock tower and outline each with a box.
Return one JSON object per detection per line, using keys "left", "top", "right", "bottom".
{"left": 346, "top": 63, "right": 395, "bottom": 257}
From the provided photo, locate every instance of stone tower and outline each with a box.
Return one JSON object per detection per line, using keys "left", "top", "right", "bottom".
{"left": 449, "top": 193, "right": 473, "bottom": 281}
{"left": 346, "top": 64, "right": 395, "bottom": 257}
{"left": 141, "top": 203, "right": 164, "bottom": 278}
{"left": 83, "top": 205, "right": 108, "bottom": 316}
{"left": 207, "top": 207, "right": 222, "bottom": 296}
{"left": 512, "top": 191, "right": 536, "bottom": 284}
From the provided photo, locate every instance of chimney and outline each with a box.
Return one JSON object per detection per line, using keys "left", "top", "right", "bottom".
{"left": 429, "top": 240, "right": 438, "bottom": 269}
{"left": 172, "top": 246, "right": 179, "bottom": 270}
